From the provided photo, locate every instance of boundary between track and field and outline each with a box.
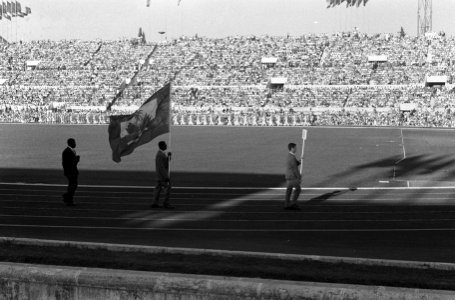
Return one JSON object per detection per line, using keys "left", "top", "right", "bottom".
{"left": 3, "top": 182, "right": 455, "bottom": 190}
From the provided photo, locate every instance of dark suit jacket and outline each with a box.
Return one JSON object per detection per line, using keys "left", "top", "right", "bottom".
{"left": 155, "top": 150, "right": 169, "bottom": 181}
{"left": 285, "top": 153, "right": 301, "bottom": 181}
{"left": 62, "top": 147, "right": 79, "bottom": 177}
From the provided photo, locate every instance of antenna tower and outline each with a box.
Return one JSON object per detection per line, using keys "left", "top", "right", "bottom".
{"left": 417, "top": 0, "right": 432, "bottom": 36}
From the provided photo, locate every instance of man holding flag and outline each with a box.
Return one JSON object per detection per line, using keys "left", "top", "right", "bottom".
{"left": 108, "top": 82, "right": 173, "bottom": 206}
{"left": 151, "top": 141, "right": 174, "bottom": 209}
{"left": 108, "top": 83, "right": 170, "bottom": 163}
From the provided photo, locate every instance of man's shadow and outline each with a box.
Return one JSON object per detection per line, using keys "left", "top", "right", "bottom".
{"left": 307, "top": 187, "right": 357, "bottom": 204}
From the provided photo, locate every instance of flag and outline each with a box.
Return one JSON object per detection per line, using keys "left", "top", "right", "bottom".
{"left": 2, "top": 2, "right": 6, "bottom": 15}
{"left": 16, "top": 1, "right": 20, "bottom": 14}
{"left": 6, "top": 1, "right": 10, "bottom": 13}
{"left": 10, "top": 0, "right": 14, "bottom": 16}
{"left": 4, "top": 13, "right": 10, "bottom": 20}
{"left": 177, "top": 0, "right": 182, "bottom": 6}
{"left": 25, "top": 5, "right": 29, "bottom": 14}
{"left": 108, "top": 83, "right": 171, "bottom": 163}
{"left": 146, "top": 0, "right": 150, "bottom": 7}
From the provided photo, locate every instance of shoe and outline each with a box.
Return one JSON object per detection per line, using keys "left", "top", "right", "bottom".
{"left": 150, "top": 204, "right": 162, "bottom": 208}
{"left": 66, "top": 202, "right": 76, "bottom": 207}
{"left": 163, "top": 204, "right": 175, "bottom": 210}
{"left": 284, "top": 206, "right": 293, "bottom": 210}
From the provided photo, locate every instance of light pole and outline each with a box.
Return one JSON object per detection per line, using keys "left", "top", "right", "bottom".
{"left": 417, "top": 0, "right": 432, "bottom": 36}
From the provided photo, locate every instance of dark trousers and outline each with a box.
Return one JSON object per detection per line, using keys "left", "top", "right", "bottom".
{"left": 153, "top": 180, "right": 171, "bottom": 206}
{"left": 285, "top": 179, "right": 301, "bottom": 207}
{"left": 64, "top": 174, "right": 78, "bottom": 202}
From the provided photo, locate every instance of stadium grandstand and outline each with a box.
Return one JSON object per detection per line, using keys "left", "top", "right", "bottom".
{"left": 1, "top": 32, "right": 455, "bottom": 127}
{"left": 0, "top": 0, "right": 454, "bottom": 128}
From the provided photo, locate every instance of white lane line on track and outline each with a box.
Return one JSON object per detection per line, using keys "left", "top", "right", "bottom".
{"left": 2, "top": 214, "right": 455, "bottom": 222}
{"left": 0, "top": 224, "right": 454, "bottom": 232}
{"left": 0, "top": 188, "right": 368, "bottom": 196}
{"left": 3, "top": 182, "right": 455, "bottom": 190}
{"left": 3, "top": 188, "right": 455, "bottom": 196}
{"left": 3, "top": 206, "right": 455, "bottom": 214}
{"left": 0, "top": 199, "right": 287, "bottom": 207}
{"left": 3, "top": 196, "right": 455, "bottom": 202}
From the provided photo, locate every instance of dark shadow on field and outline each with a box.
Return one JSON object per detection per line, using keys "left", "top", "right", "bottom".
{"left": 394, "top": 154, "right": 455, "bottom": 204}
{"left": 310, "top": 153, "right": 455, "bottom": 203}
{"left": 394, "top": 154, "right": 455, "bottom": 179}
{"left": 309, "top": 154, "right": 401, "bottom": 188}
{"left": 312, "top": 153, "right": 455, "bottom": 188}
{"left": 309, "top": 154, "right": 400, "bottom": 205}
{"left": 0, "top": 168, "right": 285, "bottom": 188}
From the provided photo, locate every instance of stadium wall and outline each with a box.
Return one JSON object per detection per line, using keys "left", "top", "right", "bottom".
{"left": 1, "top": 262, "right": 455, "bottom": 300}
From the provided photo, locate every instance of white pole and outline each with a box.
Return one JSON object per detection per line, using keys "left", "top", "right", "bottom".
{"left": 300, "top": 129, "right": 307, "bottom": 174}
{"left": 168, "top": 81, "right": 172, "bottom": 178}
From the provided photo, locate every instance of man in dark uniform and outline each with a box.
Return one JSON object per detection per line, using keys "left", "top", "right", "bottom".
{"left": 284, "top": 142, "right": 302, "bottom": 210}
{"left": 62, "top": 138, "right": 80, "bottom": 206}
{"left": 151, "top": 141, "right": 174, "bottom": 209}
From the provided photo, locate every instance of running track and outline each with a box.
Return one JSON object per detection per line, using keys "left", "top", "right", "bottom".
{"left": 1, "top": 183, "right": 455, "bottom": 263}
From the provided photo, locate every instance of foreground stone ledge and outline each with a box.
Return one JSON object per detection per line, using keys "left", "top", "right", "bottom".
{"left": 3, "top": 237, "right": 455, "bottom": 271}
{"left": 0, "top": 262, "right": 455, "bottom": 300}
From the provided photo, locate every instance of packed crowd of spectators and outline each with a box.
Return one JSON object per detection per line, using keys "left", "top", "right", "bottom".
{"left": 2, "top": 32, "right": 455, "bottom": 127}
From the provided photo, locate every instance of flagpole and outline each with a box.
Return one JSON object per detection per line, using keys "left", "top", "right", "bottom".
{"left": 168, "top": 81, "right": 172, "bottom": 179}
{"left": 300, "top": 129, "right": 307, "bottom": 174}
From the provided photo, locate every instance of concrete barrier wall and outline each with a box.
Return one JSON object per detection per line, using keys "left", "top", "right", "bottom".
{"left": 0, "top": 262, "right": 454, "bottom": 300}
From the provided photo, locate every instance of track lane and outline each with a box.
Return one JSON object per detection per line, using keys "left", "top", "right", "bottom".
{"left": 1, "top": 183, "right": 455, "bottom": 262}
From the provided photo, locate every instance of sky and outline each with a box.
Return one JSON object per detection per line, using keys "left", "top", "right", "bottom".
{"left": 4, "top": 0, "right": 455, "bottom": 42}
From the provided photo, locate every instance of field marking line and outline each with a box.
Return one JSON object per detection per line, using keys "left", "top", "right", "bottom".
{"left": 401, "top": 128, "right": 407, "bottom": 160}
{"left": 394, "top": 128, "right": 407, "bottom": 167}
{"left": 3, "top": 214, "right": 455, "bottom": 223}
{"left": 3, "top": 182, "right": 455, "bottom": 190}
{"left": 0, "top": 223, "right": 454, "bottom": 232}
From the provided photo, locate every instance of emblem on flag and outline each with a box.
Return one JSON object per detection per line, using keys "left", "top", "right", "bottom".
{"left": 108, "top": 83, "right": 171, "bottom": 163}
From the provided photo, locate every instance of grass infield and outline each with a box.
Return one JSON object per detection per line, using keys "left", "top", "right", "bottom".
{"left": 1, "top": 240, "right": 454, "bottom": 290}
{"left": 3, "top": 124, "right": 455, "bottom": 186}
